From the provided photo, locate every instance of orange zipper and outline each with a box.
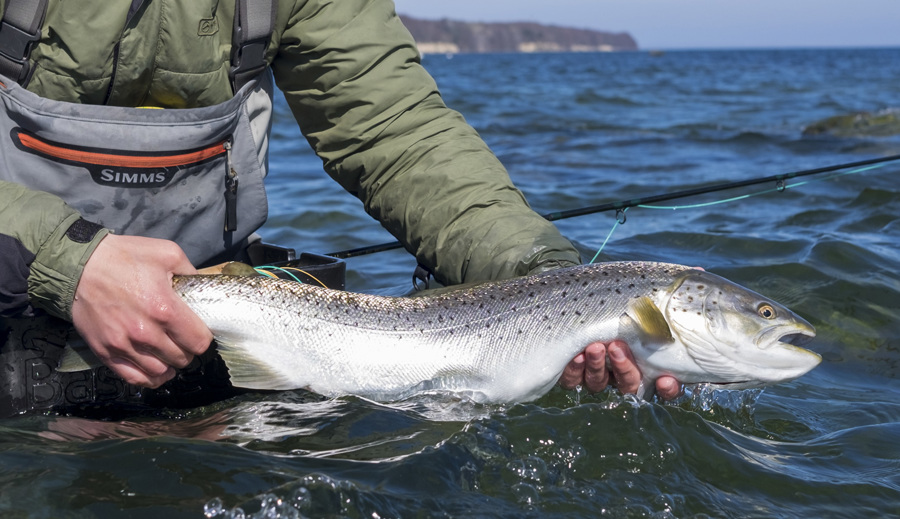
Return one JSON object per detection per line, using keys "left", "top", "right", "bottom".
{"left": 15, "top": 131, "right": 227, "bottom": 168}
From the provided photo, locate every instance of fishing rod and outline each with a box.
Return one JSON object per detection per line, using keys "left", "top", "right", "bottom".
{"left": 327, "top": 153, "right": 900, "bottom": 259}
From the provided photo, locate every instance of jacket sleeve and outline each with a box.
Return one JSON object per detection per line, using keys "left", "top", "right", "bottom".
{"left": 270, "top": 0, "right": 580, "bottom": 285}
{"left": 0, "top": 181, "right": 109, "bottom": 321}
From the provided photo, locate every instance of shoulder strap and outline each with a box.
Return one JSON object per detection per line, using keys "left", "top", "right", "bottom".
{"left": 230, "top": 0, "right": 277, "bottom": 93}
{"left": 0, "top": 0, "right": 47, "bottom": 85}
{"left": 0, "top": 0, "right": 276, "bottom": 92}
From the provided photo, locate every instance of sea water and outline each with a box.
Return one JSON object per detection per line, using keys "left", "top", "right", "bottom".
{"left": 1, "top": 48, "right": 898, "bottom": 518}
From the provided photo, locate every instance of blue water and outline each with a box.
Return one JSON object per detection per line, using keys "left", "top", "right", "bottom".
{"left": 2, "top": 48, "right": 900, "bottom": 518}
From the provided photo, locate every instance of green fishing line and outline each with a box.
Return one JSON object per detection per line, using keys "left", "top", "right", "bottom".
{"left": 590, "top": 162, "right": 888, "bottom": 258}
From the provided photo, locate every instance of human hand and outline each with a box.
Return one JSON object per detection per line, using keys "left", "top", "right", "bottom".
{"left": 558, "top": 340, "right": 682, "bottom": 400}
{"left": 71, "top": 234, "right": 213, "bottom": 388}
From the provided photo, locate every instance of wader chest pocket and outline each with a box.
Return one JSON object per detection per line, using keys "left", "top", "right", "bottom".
{"left": 0, "top": 68, "right": 273, "bottom": 266}
{"left": 10, "top": 128, "right": 246, "bottom": 235}
{"left": 13, "top": 129, "right": 229, "bottom": 188}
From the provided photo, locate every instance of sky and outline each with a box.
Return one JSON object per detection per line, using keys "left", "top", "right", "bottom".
{"left": 391, "top": 0, "right": 900, "bottom": 50}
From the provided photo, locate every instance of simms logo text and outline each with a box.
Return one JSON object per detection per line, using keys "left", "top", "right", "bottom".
{"left": 100, "top": 169, "right": 168, "bottom": 184}
{"left": 87, "top": 167, "right": 178, "bottom": 188}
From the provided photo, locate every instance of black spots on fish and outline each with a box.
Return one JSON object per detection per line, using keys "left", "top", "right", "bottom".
{"left": 587, "top": 292, "right": 595, "bottom": 298}
{"left": 582, "top": 281, "right": 589, "bottom": 288}
{"left": 602, "top": 271, "right": 609, "bottom": 277}
{"left": 628, "top": 283, "right": 635, "bottom": 289}
{"left": 641, "top": 274, "right": 647, "bottom": 280}
{"left": 574, "top": 310, "right": 582, "bottom": 317}
{"left": 528, "top": 291, "right": 536, "bottom": 298}
{"left": 615, "top": 288, "right": 622, "bottom": 295}
{"left": 561, "top": 291, "right": 568, "bottom": 298}
{"left": 687, "top": 296, "right": 694, "bottom": 303}
{"left": 697, "top": 285, "right": 706, "bottom": 290}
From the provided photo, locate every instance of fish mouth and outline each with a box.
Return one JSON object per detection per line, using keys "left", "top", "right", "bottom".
{"left": 778, "top": 330, "right": 815, "bottom": 347}
{"left": 758, "top": 324, "right": 817, "bottom": 350}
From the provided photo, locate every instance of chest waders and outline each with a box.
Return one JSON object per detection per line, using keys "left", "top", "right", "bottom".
{"left": 0, "top": 0, "right": 334, "bottom": 417}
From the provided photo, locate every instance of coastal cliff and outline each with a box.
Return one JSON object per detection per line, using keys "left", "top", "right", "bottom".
{"left": 398, "top": 15, "right": 638, "bottom": 54}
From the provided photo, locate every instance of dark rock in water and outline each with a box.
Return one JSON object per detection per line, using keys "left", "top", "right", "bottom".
{"left": 802, "top": 108, "right": 900, "bottom": 137}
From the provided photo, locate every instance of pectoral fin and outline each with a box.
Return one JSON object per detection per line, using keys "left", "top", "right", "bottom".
{"left": 58, "top": 339, "right": 103, "bottom": 372}
{"left": 626, "top": 296, "right": 674, "bottom": 344}
{"left": 216, "top": 337, "right": 298, "bottom": 391}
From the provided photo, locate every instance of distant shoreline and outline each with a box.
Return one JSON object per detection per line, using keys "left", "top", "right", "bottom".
{"left": 399, "top": 14, "right": 638, "bottom": 54}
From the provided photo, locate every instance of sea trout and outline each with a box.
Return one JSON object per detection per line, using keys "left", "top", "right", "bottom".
{"left": 61, "top": 262, "right": 820, "bottom": 403}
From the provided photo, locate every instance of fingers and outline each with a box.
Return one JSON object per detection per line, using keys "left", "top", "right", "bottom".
{"left": 558, "top": 352, "right": 587, "bottom": 389}
{"left": 560, "top": 340, "right": 684, "bottom": 401}
{"left": 107, "top": 356, "right": 176, "bottom": 389}
{"left": 559, "top": 342, "right": 611, "bottom": 391}
{"left": 72, "top": 234, "right": 213, "bottom": 388}
{"left": 163, "top": 299, "right": 214, "bottom": 357}
{"left": 606, "top": 340, "right": 643, "bottom": 395}
{"left": 655, "top": 376, "right": 683, "bottom": 401}
{"left": 582, "top": 342, "right": 609, "bottom": 392}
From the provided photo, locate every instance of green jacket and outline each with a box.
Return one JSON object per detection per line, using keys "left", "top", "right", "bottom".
{"left": 0, "top": 0, "right": 580, "bottom": 321}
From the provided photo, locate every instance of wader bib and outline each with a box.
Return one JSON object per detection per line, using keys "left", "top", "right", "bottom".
{"left": 0, "top": 0, "right": 292, "bottom": 416}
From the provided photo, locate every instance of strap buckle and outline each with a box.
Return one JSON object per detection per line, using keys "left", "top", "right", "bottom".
{"left": 229, "top": 37, "right": 268, "bottom": 90}
{"left": 0, "top": 19, "right": 40, "bottom": 82}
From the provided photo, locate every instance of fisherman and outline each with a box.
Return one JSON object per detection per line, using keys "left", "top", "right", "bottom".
{"left": 0, "top": 0, "right": 680, "bottom": 413}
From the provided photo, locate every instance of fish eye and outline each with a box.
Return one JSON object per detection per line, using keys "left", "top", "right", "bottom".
{"left": 757, "top": 303, "right": 777, "bottom": 319}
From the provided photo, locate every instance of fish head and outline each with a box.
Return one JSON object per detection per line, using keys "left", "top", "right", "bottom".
{"left": 662, "top": 269, "right": 820, "bottom": 388}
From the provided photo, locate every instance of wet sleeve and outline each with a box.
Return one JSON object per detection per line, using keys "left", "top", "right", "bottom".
{"left": 271, "top": 0, "right": 580, "bottom": 285}
{"left": 0, "top": 181, "right": 110, "bottom": 320}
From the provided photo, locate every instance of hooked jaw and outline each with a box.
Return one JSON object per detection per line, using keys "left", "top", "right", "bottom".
{"left": 714, "top": 325, "right": 820, "bottom": 390}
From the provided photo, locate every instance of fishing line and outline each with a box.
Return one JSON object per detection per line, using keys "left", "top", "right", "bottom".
{"left": 589, "top": 161, "right": 888, "bottom": 258}
{"left": 253, "top": 266, "right": 331, "bottom": 287}
{"left": 588, "top": 208, "right": 628, "bottom": 264}
{"left": 327, "top": 154, "right": 900, "bottom": 259}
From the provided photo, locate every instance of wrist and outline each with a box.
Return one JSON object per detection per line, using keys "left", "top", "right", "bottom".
{"left": 28, "top": 215, "right": 110, "bottom": 321}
